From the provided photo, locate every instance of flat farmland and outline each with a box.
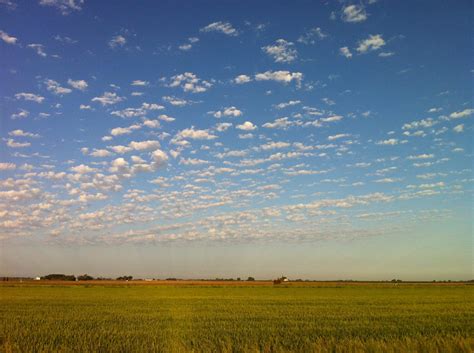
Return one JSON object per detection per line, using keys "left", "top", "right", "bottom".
{"left": 0, "top": 282, "right": 472, "bottom": 352}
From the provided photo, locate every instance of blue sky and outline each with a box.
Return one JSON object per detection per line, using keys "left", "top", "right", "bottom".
{"left": 0, "top": 0, "right": 472, "bottom": 280}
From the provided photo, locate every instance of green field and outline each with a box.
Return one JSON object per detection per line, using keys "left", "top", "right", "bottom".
{"left": 1, "top": 283, "right": 473, "bottom": 352}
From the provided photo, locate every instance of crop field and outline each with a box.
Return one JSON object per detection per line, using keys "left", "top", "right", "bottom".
{"left": 0, "top": 282, "right": 473, "bottom": 353}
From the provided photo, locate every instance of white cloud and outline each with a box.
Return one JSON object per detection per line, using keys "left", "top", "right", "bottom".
{"left": 109, "top": 158, "right": 130, "bottom": 174}
{"left": 453, "top": 124, "right": 464, "bottom": 133}
{"left": 79, "top": 104, "right": 92, "bottom": 110}
{"left": 262, "top": 39, "right": 298, "bottom": 63}
{"left": 27, "top": 43, "right": 47, "bottom": 57}
{"left": 379, "top": 51, "right": 395, "bottom": 57}
{"left": 213, "top": 106, "right": 243, "bottom": 118}
{"left": 128, "top": 140, "right": 161, "bottom": 151}
{"left": 259, "top": 141, "right": 290, "bottom": 150}
{"left": 131, "top": 80, "right": 149, "bottom": 86}
{"left": 376, "top": 138, "right": 398, "bottom": 145}
{"left": 45, "top": 79, "right": 72, "bottom": 95}
{"left": 67, "top": 79, "right": 88, "bottom": 91}
{"left": 0, "top": 162, "right": 16, "bottom": 170}
{"left": 263, "top": 117, "right": 294, "bottom": 129}
{"left": 449, "top": 108, "right": 473, "bottom": 119}
{"left": 151, "top": 149, "right": 168, "bottom": 168}
{"left": 236, "top": 121, "right": 257, "bottom": 131}
{"left": 297, "top": 27, "right": 327, "bottom": 44}
{"left": 15, "top": 93, "right": 45, "bottom": 103}
{"left": 215, "top": 122, "right": 232, "bottom": 132}
{"left": 39, "top": 0, "right": 83, "bottom": 14}
{"left": 255, "top": 70, "right": 303, "bottom": 86}
{"left": 179, "top": 43, "right": 192, "bottom": 51}
{"left": 6, "top": 138, "right": 30, "bottom": 148}
{"left": 328, "top": 133, "right": 350, "bottom": 141}
{"left": 175, "top": 127, "right": 217, "bottom": 140}
{"left": 200, "top": 21, "right": 238, "bottom": 36}
{"left": 407, "top": 154, "right": 434, "bottom": 160}
{"left": 163, "top": 96, "right": 190, "bottom": 107}
{"left": 92, "top": 92, "right": 124, "bottom": 106}
{"left": 357, "top": 34, "right": 385, "bottom": 53}
{"left": 238, "top": 133, "right": 254, "bottom": 139}
{"left": 111, "top": 102, "right": 164, "bottom": 118}
{"left": 275, "top": 100, "right": 301, "bottom": 109}
{"left": 158, "top": 114, "right": 175, "bottom": 122}
{"left": 402, "top": 118, "right": 438, "bottom": 130}
{"left": 11, "top": 109, "right": 30, "bottom": 119}
{"left": 339, "top": 46, "right": 352, "bottom": 58}
{"left": 180, "top": 157, "right": 209, "bottom": 165}
{"left": 168, "top": 72, "right": 212, "bottom": 93}
{"left": 234, "top": 74, "right": 252, "bottom": 84}
{"left": 70, "top": 164, "right": 97, "bottom": 174}
{"left": 0, "top": 30, "right": 17, "bottom": 44}
{"left": 9, "top": 129, "right": 40, "bottom": 138}
{"left": 90, "top": 149, "right": 112, "bottom": 158}
{"left": 341, "top": 4, "right": 367, "bottom": 23}
{"left": 110, "top": 124, "right": 141, "bottom": 136}
{"left": 321, "top": 115, "right": 343, "bottom": 123}
{"left": 109, "top": 35, "right": 126, "bottom": 48}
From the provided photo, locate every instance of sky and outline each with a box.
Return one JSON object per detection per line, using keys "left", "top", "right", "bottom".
{"left": 0, "top": 0, "right": 472, "bottom": 280}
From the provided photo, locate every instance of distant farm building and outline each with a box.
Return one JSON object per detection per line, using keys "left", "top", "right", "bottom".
{"left": 273, "top": 276, "right": 289, "bottom": 284}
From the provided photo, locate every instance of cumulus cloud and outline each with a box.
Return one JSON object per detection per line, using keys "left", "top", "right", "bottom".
{"left": 328, "top": 133, "right": 350, "bottom": 141}
{"left": 128, "top": 140, "right": 161, "bottom": 151}
{"left": 109, "top": 35, "right": 126, "bottom": 48}
{"left": 111, "top": 102, "right": 164, "bottom": 118}
{"left": 45, "top": 79, "right": 72, "bottom": 95}
{"left": 15, "top": 93, "right": 45, "bottom": 103}
{"left": 39, "top": 0, "right": 83, "bottom": 14}
{"left": 162, "top": 96, "right": 190, "bottom": 107}
{"left": 255, "top": 70, "right": 303, "bottom": 86}
{"left": 449, "top": 108, "right": 473, "bottom": 119}
{"left": 200, "top": 21, "right": 238, "bottom": 36}
{"left": 9, "top": 129, "right": 40, "bottom": 138}
{"left": 151, "top": 149, "right": 168, "bottom": 168}
{"left": 376, "top": 138, "right": 398, "bottom": 145}
{"left": 357, "top": 34, "right": 385, "bottom": 53}
{"left": 110, "top": 124, "right": 141, "bottom": 136}
{"left": 175, "top": 127, "right": 217, "bottom": 141}
{"left": 168, "top": 72, "right": 212, "bottom": 93}
{"left": 92, "top": 92, "right": 124, "bottom": 106}
{"left": 67, "top": 79, "right": 88, "bottom": 90}
{"left": 262, "top": 39, "right": 298, "bottom": 63}
{"left": 0, "top": 30, "right": 17, "bottom": 44}
{"left": 0, "top": 162, "right": 16, "bottom": 170}
{"left": 339, "top": 46, "right": 352, "bottom": 58}
{"left": 341, "top": 4, "right": 367, "bottom": 23}
{"left": 11, "top": 109, "right": 30, "bottom": 119}
{"left": 27, "top": 43, "right": 47, "bottom": 57}
{"left": 131, "top": 80, "right": 149, "bottom": 86}
{"left": 297, "top": 27, "right": 327, "bottom": 44}
{"left": 213, "top": 106, "right": 243, "bottom": 118}
{"left": 275, "top": 100, "right": 301, "bottom": 109}
{"left": 215, "top": 122, "right": 232, "bottom": 132}
{"left": 234, "top": 74, "right": 252, "bottom": 84}
{"left": 236, "top": 121, "right": 257, "bottom": 131}
{"left": 453, "top": 124, "right": 464, "bottom": 133}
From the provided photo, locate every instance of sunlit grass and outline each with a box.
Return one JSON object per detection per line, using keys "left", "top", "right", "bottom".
{"left": 1, "top": 283, "right": 472, "bottom": 352}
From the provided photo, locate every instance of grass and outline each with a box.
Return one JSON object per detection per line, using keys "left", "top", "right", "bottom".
{"left": 0, "top": 282, "right": 472, "bottom": 352}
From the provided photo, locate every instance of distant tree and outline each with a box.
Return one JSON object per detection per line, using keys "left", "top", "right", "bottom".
{"left": 77, "top": 274, "right": 94, "bottom": 281}
{"left": 116, "top": 276, "right": 133, "bottom": 281}
{"left": 247, "top": 276, "right": 255, "bottom": 281}
{"left": 166, "top": 278, "right": 177, "bottom": 281}
{"left": 237, "top": 277, "right": 241, "bottom": 281}
{"left": 41, "top": 274, "right": 76, "bottom": 281}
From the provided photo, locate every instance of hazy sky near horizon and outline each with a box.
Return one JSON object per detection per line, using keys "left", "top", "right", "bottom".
{"left": 0, "top": 0, "right": 472, "bottom": 280}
